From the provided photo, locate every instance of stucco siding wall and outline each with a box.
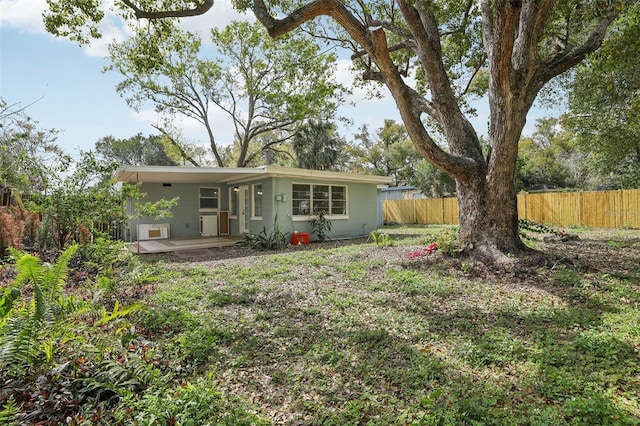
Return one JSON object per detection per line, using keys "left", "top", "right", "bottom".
{"left": 271, "top": 177, "right": 380, "bottom": 239}
{"left": 128, "top": 177, "right": 380, "bottom": 241}
{"left": 131, "top": 182, "right": 233, "bottom": 239}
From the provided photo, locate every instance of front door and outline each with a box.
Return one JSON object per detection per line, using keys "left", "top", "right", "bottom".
{"left": 239, "top": 185, "right": 249, "bottom": 234}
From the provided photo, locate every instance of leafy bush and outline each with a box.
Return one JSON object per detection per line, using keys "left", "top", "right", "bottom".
{"left": 310, "top": 210, "right": 332, "bottom": 242}
{"left": 435, "top": 228, "right": 459, "bottom": 256}
{"left": 77, "top": 237, "right": 130, "bottom": 272}
{"left": 518, "top": 219, "right": 562, "bottom": 239}
{"left": 0, "top": 206, "right": 23, "bottom": 255}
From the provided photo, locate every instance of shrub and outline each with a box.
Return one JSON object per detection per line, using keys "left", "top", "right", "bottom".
{"left": 0, "top": 245, "right": 80, "bottom": 371}
{"left": 310, "top": 210, "right": 332, "bottom": 242}
{"left": 435, "top": 228, "right": 459, "bottom": 256}
{"left": 518, "top": 219, "right": 562, "bottom": 239}
{"left": 369, "top": 229, "right": 394, "bottom": 247}
{"left": 240, "top": 217, "right": 286, "bottom": 250}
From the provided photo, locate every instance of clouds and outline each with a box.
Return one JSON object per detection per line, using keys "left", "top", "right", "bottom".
{"left": 1, "top": 0, "right": 49, "bottom": 33}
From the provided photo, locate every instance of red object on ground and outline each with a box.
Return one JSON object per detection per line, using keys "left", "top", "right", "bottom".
{"left": 291, "top": 231, "right": 310, "bottom": 245}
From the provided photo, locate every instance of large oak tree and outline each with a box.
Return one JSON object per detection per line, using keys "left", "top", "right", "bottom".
{"left": 44, "top": 0, "right": 633, "bottom": 261}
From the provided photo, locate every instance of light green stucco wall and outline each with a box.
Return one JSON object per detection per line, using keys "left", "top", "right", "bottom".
{"left": 128, "top": 176, "right": 380, "bottom": 241}
{"left": 269, "top": 177, "right": 380, "bottom": 240}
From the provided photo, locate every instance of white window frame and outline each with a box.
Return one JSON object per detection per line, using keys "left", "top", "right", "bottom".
{"left": 229, "top": 187, "right": 238, "bottom": 218}
{"left": 252, "top": 183, "right": 263, "bottom": 219}
{"left": 199, "top": 186, "right": 220, "bottom": 212}
{"left": 291, "top": 183, "right": 348, "bottom": 220}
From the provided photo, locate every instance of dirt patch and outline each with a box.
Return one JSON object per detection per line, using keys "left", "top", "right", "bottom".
{"left": 172, "top": 248, "right": 215, "bottom": 258}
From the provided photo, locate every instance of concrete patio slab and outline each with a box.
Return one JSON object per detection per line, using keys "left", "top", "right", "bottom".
{"left": 128, "top": 236, "right": 242, "bottom": 254}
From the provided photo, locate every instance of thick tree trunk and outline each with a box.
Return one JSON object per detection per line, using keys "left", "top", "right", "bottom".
{"left": 457, "top": 101, "right": 529, "bottom": 262}
{"left": 457, "top": 168, "right": 525, "bottom": 262}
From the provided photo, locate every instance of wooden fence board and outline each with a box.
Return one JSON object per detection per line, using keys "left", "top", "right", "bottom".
{"left": 443, "top": 198, "right": 459, "bottom": 224}
{"left": 383, "top": 199, "right": 414, "bottom": 224}
{"left": 382, "top": 189, "right": 640, "bottom": 228}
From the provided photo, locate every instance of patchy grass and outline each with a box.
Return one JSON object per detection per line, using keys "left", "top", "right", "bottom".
{"left": 2, "top": 225, "right": 640, "bottom": 424}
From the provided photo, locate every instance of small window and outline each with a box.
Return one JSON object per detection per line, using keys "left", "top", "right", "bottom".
{"left": 313, "top": 185, "right": 330, "bottom": 213}
{"left": 199, "top": 187, "right": 219, "bottom": 210}
{"left": 331, "top": 186, "right": 346, "bottom": 215}
{"left": 253, "top": 184, "right": 263, "bottom": 218}
{"left": 293, "top": 184, "right": 311, "bottom": 215}
{"left": 229, "top": 187, "right": 238, "bottom": 218}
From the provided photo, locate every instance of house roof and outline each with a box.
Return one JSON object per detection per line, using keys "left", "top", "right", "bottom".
{"left": 114, "top": 165, "right": 393, "bottom": 185}
{"left": 381, "top": 185, "right": 417, "bottom": 192}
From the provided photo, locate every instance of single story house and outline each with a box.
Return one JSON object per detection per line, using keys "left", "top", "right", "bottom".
{"left": 114, "top": 165, "right": 393, "bottom": 242}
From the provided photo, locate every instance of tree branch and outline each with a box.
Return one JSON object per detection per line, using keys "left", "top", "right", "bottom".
{"left": 253, "top": 0, "right": 370, "bottom": 46}
{"left": 512, "top": 0, "right": 554, "bottom": 71}
{"left": 120, "top": 0, "right": 214, "bottom": 19}
{"left": 152, "top": 125, "right": 201, "bottom": 167}
{"left": 537, "top": 12, "right": 620, "bottom": 87}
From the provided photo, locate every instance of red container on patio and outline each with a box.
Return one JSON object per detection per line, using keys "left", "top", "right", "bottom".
{"left": 291, "top": 231, "right": 310, "bottom": 245}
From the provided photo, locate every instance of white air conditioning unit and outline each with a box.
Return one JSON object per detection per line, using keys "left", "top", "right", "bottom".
{"left": 138, "top": 223, "right": 170, "bottom": 240}
{"left": 200, "top": 215, "right": 218, "bottom": 236}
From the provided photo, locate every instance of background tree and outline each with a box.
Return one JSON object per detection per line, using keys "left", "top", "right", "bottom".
{"left": 517, "top": 117, "right": 597, "bottom": 191}
{"left": 564, "top": 3, "right": 640, "bottom": 188}
{"left": 44, "top": 0, "right": 630, "bottom": 260}
{"left": 0, "top": 99, "right": 62, "bottom": 197}
{"left": 107, "top": 21, "right": 345, "bottom": 168}
{"left": 350, "top": 120, "right": 422, "bottom": 185}
{"left": 29, "top": 152, "right": 124, "bottom": 250}
{"left": 412, "top": 160, "right": 457, "bottom": 198}
{"left": 106, "top": 26, "right": 224, "bottom": 166}
{"left": 95, "top": 133, "right": 179, "bottom": 166}
{"left": 292, "top": 120, "right": 345, "bottom": 170}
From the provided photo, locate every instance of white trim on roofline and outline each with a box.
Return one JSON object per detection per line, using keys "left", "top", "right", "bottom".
{"left": 114, "top": 165, "right": 393, "bottom": 185}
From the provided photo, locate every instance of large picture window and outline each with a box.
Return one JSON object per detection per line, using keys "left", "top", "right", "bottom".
{"left": 252, "top": 184, "right": 263, "bottom": 218}
{"left": 292, "top": 183, "right": 347, "bottom": 217}
{"left": 199, "top": 187, "right": 219, "bottom": 210}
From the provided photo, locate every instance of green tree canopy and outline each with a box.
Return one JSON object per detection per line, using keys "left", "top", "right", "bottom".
{"left": 106, "top": 20, "right": 346, "bottom": 168}
{"left": 350, "top": 120, "right": 422, "bottom": 185}
{"left": 517, "top": 117, "right": 597, "bottom": 191}
{"left": 95, "top": 133, "right": 179, "bottom": 166}
{"left": 0, "top": 99, "right": 63, "bottom": 196}
{"left": 292, "top": 120, "right": 345, "bottom": 171}
{"left": 565, "top": 4, "right": 640, "bottom": 188}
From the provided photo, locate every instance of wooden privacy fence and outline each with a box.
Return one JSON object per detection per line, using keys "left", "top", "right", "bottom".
{"left": 382, "top": 189, "right": 640, "bottom": 228}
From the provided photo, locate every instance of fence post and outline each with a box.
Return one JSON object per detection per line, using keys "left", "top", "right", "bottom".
{"left": 413, "top": 198, "right": 417, "bottom": 224}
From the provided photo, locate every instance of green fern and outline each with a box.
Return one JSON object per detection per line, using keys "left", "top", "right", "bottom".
{"left": 0, "top": 287, "right": 21, "bottom": 324}
{"left": 0, "top": 245, "right": 79, "bottom": 369}
{"left": 0, "top": 395, "right": 19, "bottom": 425}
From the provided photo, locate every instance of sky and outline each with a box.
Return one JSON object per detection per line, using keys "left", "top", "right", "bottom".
{"left": 1, "top": 0, "right": 549, "bottom": 160}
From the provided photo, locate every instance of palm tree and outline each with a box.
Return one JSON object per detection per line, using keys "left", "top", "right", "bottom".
{"left": 292, "top": 120, "right": 343, "bottom": 171}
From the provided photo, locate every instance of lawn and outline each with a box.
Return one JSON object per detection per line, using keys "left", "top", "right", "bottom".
{"left": 1, "top": 225, "right": 640, "bottom": 425}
